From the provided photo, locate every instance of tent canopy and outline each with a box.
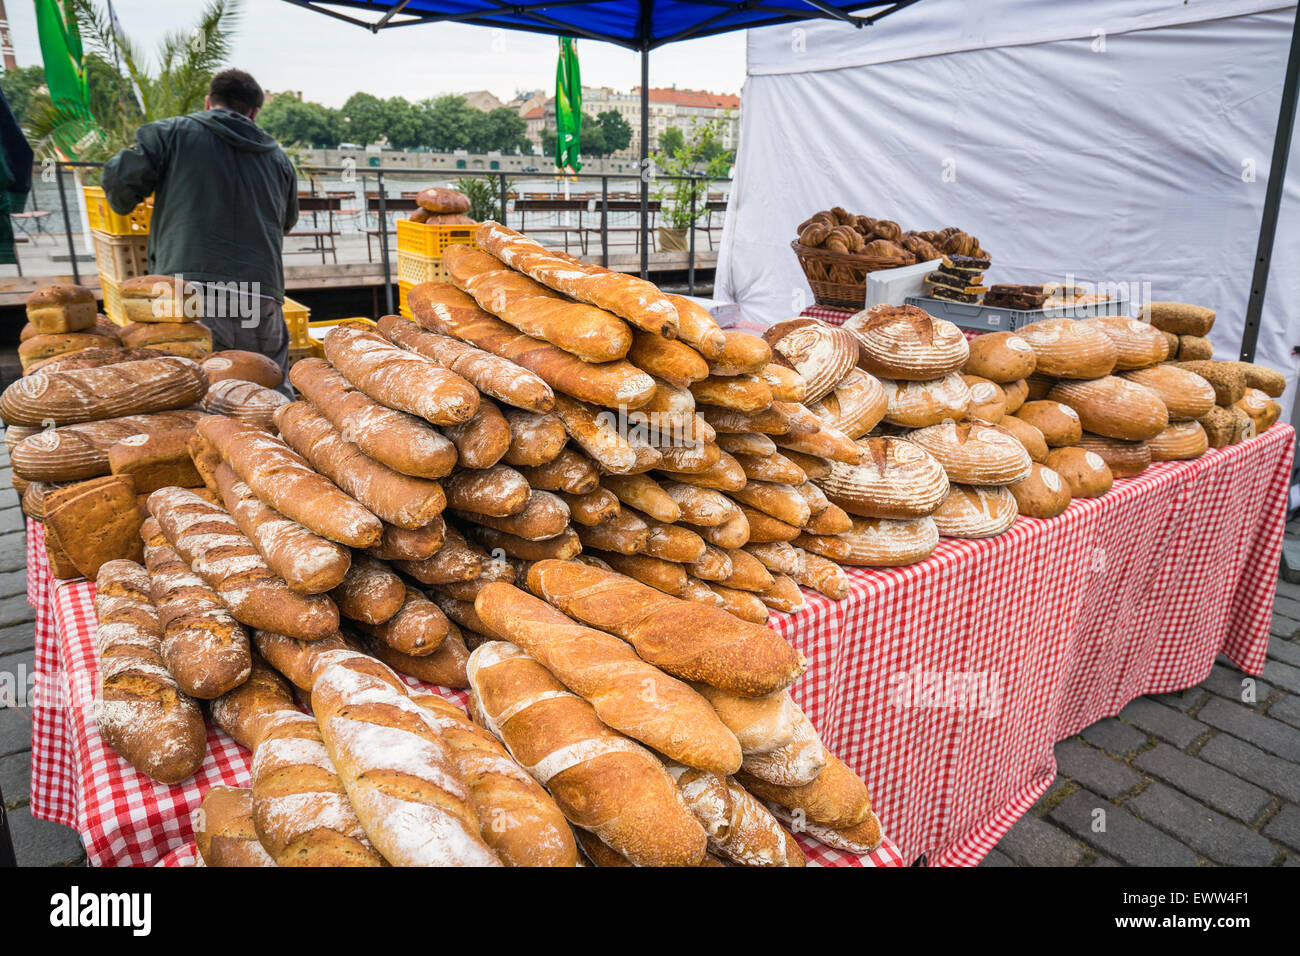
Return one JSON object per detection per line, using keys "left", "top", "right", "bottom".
{"left": 280, "top": 0, "right": 909, "bottom": 48}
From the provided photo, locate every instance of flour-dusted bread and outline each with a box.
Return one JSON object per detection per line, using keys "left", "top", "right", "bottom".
{"left": 907, "top": 420, "right": 1033, "bottom": 485}
{"left": 416, "top": 186, "right": 471, "bottom": 213}
{"left": 1016, "top": 318, "right": 1117, "bottom": 379}
{"left": 1048, "top": 376, "right": 1168, "bottom": 441}
{"left": 963, "top": 331, "right": 1036, "bottom": 383}
{"left": 808, "top": 368, "right": 888, "bottom": 438}
{"left": 736, "top": 752, "right": 871, "bottom": 830}
{"left": 931, "top": 484, "right": 1018, "bottom": 538}
{"left": 194, "top": 786, "right": 275, "bottom": 866}
{"left": 0, "top": 355, "right": 207, "bottom": 427}
{"left": 1012, "top": 400, "right": 1082, "bottom": 447}
{"left": 43, "top": 475, "right": 145, "bottom": 578}
{"left": 845, "top": 303, "right": 969, "bottom": 381}
{"left": 199, "top": 349, "right": 283, "bottom": 389}
{"left": 879, "top": 372, "right": 971, "bottom": 428}
{"left": 1007, "top": 462, "right": 1072, "bottom": 518}
{"left": 1082, "top": 316, "right": 1169, "bottom": 369}
{"left": 27, "top": 283, "right": 97, "bottom": 334}
{"left": 1147, "top": 421, "right": 1209, "bottom": 461}
{"left": 1173, "top": 361, "right": 1246, "bottom": 406}
{"left": 203, "top": 378, "right": 290, "bottom": 431}
{"left": 11, "top": 410, "right": 203, "bottom": 483}
{"left": 107, "top": 429, "right": 202, "bottom": 495}
{"left": 963, "top": 375, "right": 1007, "bottom": 423}
{"left": 1076, "top": 433, "right": 1152, "bottom": 477}
{"left": 1044, "top": 446, "right": 1113, "bottom": 497}
{"left": 997, "top": 414, "right": 1049, "bottom": 462}
{"left": 761, "top": 318, "right": 860, "bottom": 404}
{"left": 1119, "top": 364, "right": 1216, "bottom": 421}
{"left": 816, "top": 436, "right": 949, "bottom": 518}
{"left": 827, "top": 515, "right": 939, "bottom": 566}
{"left": 1235, "top": 388, "right": 1281, "bottom": 434}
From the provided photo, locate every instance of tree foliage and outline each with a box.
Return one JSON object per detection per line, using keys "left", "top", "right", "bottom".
{"left": 652, "top": 115, "right": 735, "bottom": 229}
{"left": 0, "top": 66, "right": 49, "bottom": 128}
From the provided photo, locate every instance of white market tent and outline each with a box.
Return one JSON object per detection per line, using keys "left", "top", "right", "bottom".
{"left": 717, "top": 0, "right": 1300, "bottom": 423}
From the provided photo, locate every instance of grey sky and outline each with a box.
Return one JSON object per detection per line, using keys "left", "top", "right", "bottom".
{"left": 3, "top": 0, "right": 749, "bottom": 105}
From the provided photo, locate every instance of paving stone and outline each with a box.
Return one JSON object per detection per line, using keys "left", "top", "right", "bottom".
{"left": 0, "top": 622, "right": 33, "bottom": 656}
{"left": 1200, "top": 664, "right": 1270, "bottom": 703}
{"left": 1048, "top": 788, "right": 1198, "bottom": 866}
{"left": 0, "top": 702, "right": 31, "bottom": 758}
{"left": 0, "top": 749, "right": 30, "bottom": 809}
{"left": 1267, "top": 694, "right": 1300, "bottom": 731}
{"left": 978, "top": 848, "right": 1015, "bottom": 867}
{"left": 1198, "top": 697, "right": 1300, "bottom": 762}
{"left": 1262, "top": 659, "right": 1300, "bottom": 696}
{"left": 1271, "top": 615, "right": 1299, "bottom": 639}
{"left": 1279, "top": 579, "right": 1300, "bottom": 602}
{"left": 1275, "top": 595, "right": 1300, "bottom": 621}
{"left": 0, "top": 593, "right": 33, "bottom": 628}
{"left": 0, "top": 508, "right": 23, "bottom": 534}
{"left": 1127, "top": 783, "right": 1277, "bottom": 866}
{"left": 1054, "top": 739, "right": 1142, "bottom": 799}
{"left": 1150, "top": 688, "right": 1205, "bottom": 714}
{"left": 1080, "top": 717, "right": 1148, "bottom": 756}
{"left": 7, "top": 806, "right": 84, "bottom": 866}
{"left": 1088, "top": 853, "right": 1122, "bottom": 866}
{"left": 995, "top": 813, "right": 1087, "bottom": 866}
{"left": 0, "top": 533, "right": 27, "bottom": 573}
{"left": 0, "top": 568, "right": 25, "bottom": 600}
{"left": 1284, "top": 855, "right": 1300, "bottom": 867}
{"left": 1132, "top": 743, "right": 1271, "bottom": 823}
{"left": 1268, "top": 637, "right": 1300, "bottom": 667}
{"left": 1198, "top": 733, "right": 1300, "bottom": 804}
{"left": 1118, "top": 697, "right": 1208, "bottom": 749}
{"left": 1264, "top": 804, "right": 1300, "bottom": 852}
{"left": 1030, "top": 775, "right": 1073, "bottom": 812}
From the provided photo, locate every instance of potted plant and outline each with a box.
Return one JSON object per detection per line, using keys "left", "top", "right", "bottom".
{"left": 652, "top": 115, "right": 734, "bottom": 252}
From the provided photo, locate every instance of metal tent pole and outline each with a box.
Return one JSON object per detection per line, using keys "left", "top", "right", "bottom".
{"left": 640, "top": 46, "right": 650, "bottom": 279}
{"left": 1240, "top": 3, "right": 1300, "bottom": 362}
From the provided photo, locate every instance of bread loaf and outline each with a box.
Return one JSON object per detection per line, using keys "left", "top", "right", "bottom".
{"left": 767, "top": 804, "right": 883, "bottom": 856}
{"left": 107, "top": 429, "right": 201, "bottom": 495}
{"left": 195, "top": 786, "right": 275, "bottom": 867}
{"left": 737, "top": 753, "right": 871, "bottom": 829}
{"left": 816, "top": 436, "right": 949, "bottom": 518}
{"left": 762, "top": 319, "right": 859, "bottom": 403}
{"left": 1044, "top": 447, "right": 1113, "bottom": 497}
{"left": 666, "top": 763, "right": 805, "bottom": 866}
{"left": 708, "top": 329, "right": 774, "bottom": 376}
{"left": 1048, "top": 377, "right": 1168, "bottom": 441}
{"left": 1016, "top": 318, "right": 1117, "bottom": 379}
{"left": 18, "top": 331, "right": 120, "bottom": 370}
{"left": 573, "top": 505, "right": 649, "bottom": 554}
{"left": 665, "top": 293, "right": 727, "bottom": 359}
{"left": 502, "top": 409, "right": 567, "bottom": 467}
{"left": 1236, "top": 388, "right": 1282, "bottom": 434}
{"left": 44, "top": 475, "right": 144, "bottom": 579}
{"left": 25, "top": 346, "right": 155, "bottom": 376}
{"left": 1174, "top": 361, "right": 1247, "bottom": 406}
{"left": 200, "top": 350, "right": 283, "bottom": 389}
{"left": 740, "top": 700, "right": 826, "bottom": 786}
{"left": 1176, "top": 335, "right": 1213, "bottom": 360}
{"left": 1119, "top": 365, "right": 1216, "bottom": 421}
{"left": 118, "top": 320, "right": 211, "bottom": 353}
{"left": 830, "top": 515, "right": 938, "bottom": 566}
{"left": 640, "top": 515, "right": 707, "bottom": 563}
{"left": 443, "top": 464, "right": 530, "bottom": 517}
{"left": 210, "top": 654, "right": 295, "bottom": 750}
{"left": 516, "top": 446, "right": 599, "bottom": 494}
{"left": 356, "top": 584, "right": 450, "bottom": 656}
{"left": 996, "top": 413, "right": 1049, "bottom": 463}
{"left": 845, "top": 304, "right": 969, "bottom": 381}
{"left": 252, "top": 630, "right": 350, "bottom": 690}
{"left": 1076, "top": 433, "right": 1151, "bottom": 477}
{"left": 93, "top": 559, "right": 206, "bottom": 783}
{"left": 329, "top": 554, "right": 405, "bottom": 625}
{"left": 1003, "top": 377, "right": 1028, "bottom": 414}
{"left": 366, "top": 517, "right": 446, "bottom": 562}
{"left": 1013, "top": 401, "right": 1082, "bottom": 447}
{"left": 202, "top": 378, "right": 288, "bottom": 430}
{"left": 789, "top": 549, "right": 849, "bottom": 598}
{"left": 0, "top": 355, "right": 206, "bottom": 427}
{"left": 963, "top": 376, "right": 1007, "bottom": 423}
{"left": 907, "top": 420, "right": 1032, "bottom": 485}
{"left": 12, "top": 410, "right": 202, "bottom": 483}
{"left": 760, "top": 363, "right": 808, "bottom": 403}
{"left": 1144, "top": 301, "right": 1215, "bottom": 337}
{"left": 1083, "top": 316, "right": 1169, "bottom": 369}
{"left": 27, "top": 283, "right": 96, "bottom": 333}
{"left": 451, "top": 489, "right": 570, "bottom": 541}
{"left": 394, "top": 523, "right": 483, "bottom": 585}
{"left": 963, "top": 331, "right": 1036, "bottom": 382}
{"left": 467, "top": 523, "right": 582, "bottom": 562}
{"left": 808, "top": 368, "right": 888, "bottom": 439}
{"left": 119, "top": 275, "right": 199, "bottom": 323}
{"left": 931, "top": 484, "right": 1018, "bottom": 538}
{"left": 879, "top": 373, "right": 971, "bottom": 428}
{"left": 360, "top": 625, "right": 471, "bottom": 689}
{"left": 1008, "top": 462, "right": 1072, "bottom": 518}
{"left": 1147, "top": 421, "right": 1208, "bottom": 461}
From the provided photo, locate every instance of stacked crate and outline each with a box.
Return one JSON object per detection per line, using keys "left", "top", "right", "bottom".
{"left": 394, "top": 217, "right": 477, "bottom": 318}
{"left": 84, "top": 186, "right": 153, "bottom": 325}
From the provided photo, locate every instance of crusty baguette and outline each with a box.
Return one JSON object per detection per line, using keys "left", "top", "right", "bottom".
{"left": 376, "top": 313, "right": 555, "bottom": 412}
{"left": 516, "top": 446, "right": 599, "bottom": 494}
{"left": 665, "top": 450, "right": 748, "bottom": 492}
{"left": 688, "top": 543, "right": 733, "bottom": 582}
{"left": 198, "top": 415, "right": 382, "bottom": 548}
{"left": 466, "top": 523, "right": 583, "bottom": 562}
{"left": 443, "top": 464, "right": 530, "bottom": 517}
{"left": 526, "top": 560, "right": 805, "bottom": 697}
{"left": 665, "top": 293, "right": 726, "bottom": 359}
{"left": 593, "top": 550, "right": 688, "bottom": 596}
{"left": 719, "top": 547, "right": 775, "bottom": 592}
{"left": 0, "top": 354, "right": 207, "bottom": 426}
{"left": 451, "top": 489, "right": 570, "bottom": 541}
{"left": 275, "top": 401, "right": 446, "bottom": 530}
{"left": 767, "top": 804, "right": 883, "bottom": 856}
{"left": 551, "top": 393, "right": 640, "bottom": 474}
{"left": 475, "top": 582, "right": 742, "bottom": 774}
{"left": 744, "top": 540, "right": 805, "bottom": 577}
{"left": 329, "top": 553, "right": 405, "bottom": 625}
{"left": 288, "top": 358, "right": 457, "bottom": 478}
{"left": 467, "top": 640, "right": 706, "bottom": 866}
{"left": 355, "top": 584, "right": 450, "bottom": 656}
{"left": 394, "top": 523, "right": 484, "bottom": 586}
{"left": 790, "top": 548, "right": 850, "bottom": 599}
{"left": 309, "top": 649, "right": 502, "bottom": 866}
{"left": 693, "top": 685, "right": 799, "bottom": 755}
{"left": 740, "top": 697, "right": 827, "bottom": 786}
{"left": 627, "top": 330, "right": 710, "bottom": 388}
{"left": 715, "top": 432, "right": 778, "bottom": 457}
{"left": 213, "top": 461, "right": 351, "bottom": 594}
{"left": 602, "top": 472, "right": 680, "bottom": 523}
{"left": 442, "top": 393, "right": 511, "bottom": 469}
{"left": 502, "top": 409, "right": 567, "bottom": 467}
{"left": 736, "top": 753, "right": 871, "bottom": 829}
{"left": 93, "top": 559, "right": 206, "bottom": 782}
{"left": 665, "top": 762, "right": 805, "bottom": 867}
{"left": 559, "top": 486, "right": 620, "bottom": 525}
{"left": 638, "top": 515, "right": 707, "bottom": 563}
{"left": 700, "top": 507, "right": 753, "bottom": 550}
{"left": 705, "top": 581, "right": 770, "bottom": 624}
{"left": 322, "top": 323, "right": 479, "bottom": 426}
{"left": 360, "top": 625, "right": 471, "bottom": 689}
{"left": 730, "top": 480, "right": 812, "bottom": 528}
{"left": 573, "top": 505, "right": 648, "bottom": 554}
{"left": 194, "top": 786, "right": 275, "bottom": 867}
{"left": 690, "top": 373, "right": 773, "bottom": 413}
{"left": 756, "top": 573, "right": 805, "bottom": 612}
{"left": 210, "top": 654, "right": 295, "bottom": 750}
{"left": 252, "top": 630, "right": 351, "bottom": 690}
{"left": 365, "top": 517, "right": 446, "bottom": 562}
{"left": 469, "top": 279, "right": 633, "bottom": 363}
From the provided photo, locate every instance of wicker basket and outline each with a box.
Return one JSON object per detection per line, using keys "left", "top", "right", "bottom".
{"left": 791, "top": 240, "right": 914, "bottom": 311}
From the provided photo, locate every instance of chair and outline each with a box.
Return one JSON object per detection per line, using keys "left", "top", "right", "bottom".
{"left": 364, "top": 195, "right": 420, "bottom": 262}
{"left": 11, "top": 209, "right": 53, "bottom": 243}
{"left": 286, "top": 196, "right": 341, "bottom": 264}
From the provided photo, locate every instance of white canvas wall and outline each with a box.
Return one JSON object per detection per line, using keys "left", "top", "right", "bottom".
{"left": 718, "top": 0, "right": 1300, "bottom": 420}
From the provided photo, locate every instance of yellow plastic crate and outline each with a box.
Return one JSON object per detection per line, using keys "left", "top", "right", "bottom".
{"left": 283, "top": 297, "right": 310, "bottom": 348}
{"left": 91, "top": 230, "right": 149, "bottom": 281}
{"left": 397, "top": 250, "right": 454, "bottom": 287}
{"left": 398, "top": 280, "right": 414, "bottom": 319}
{"left": 99, "top": 274, "right": 125, "bottom": 325}
{"left": 395, "top": 219, "right": 476, "bottom": 258}
{"left": 84, "top": 186, "right": 152, "bottom": 235}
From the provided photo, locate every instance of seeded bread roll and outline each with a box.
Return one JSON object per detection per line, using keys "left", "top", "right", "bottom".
{"left": 1016, "top": 318, "right": 1117, "bottom": 379}
{"left": 1012, "top": 401, "right": 1082, "bottom": 447}
{"left": 1007, "top": 462, "right": 1072, "bottom": 519}
{"left": 1044, "top": 446, "right": 1113, "bottom": 497}
{"left": 963, "top": 331, "right": 1036, "bottom": 383}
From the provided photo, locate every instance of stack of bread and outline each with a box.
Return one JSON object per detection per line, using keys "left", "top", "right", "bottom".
{"left": 18, "top": 284, "right": 127, "bottom": 373}
{"left": 407, "top": 186, "right": 475, "bottom": 225}
{"left": 115, "top": 275, "right": 213, "bottom": 361}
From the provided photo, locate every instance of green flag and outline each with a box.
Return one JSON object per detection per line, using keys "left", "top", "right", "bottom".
{"left": 554, "top": 37, "right": 581, "bottom": 172}
{"left": 34, "top": 0, "right": 102, "bottom": 159}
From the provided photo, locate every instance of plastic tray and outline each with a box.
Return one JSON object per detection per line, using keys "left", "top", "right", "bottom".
{"left": 905, "top": 294, "right": 1130, "bottom": 333}
{"left": 283, "top": 297, "right": 310, "bottom": 348}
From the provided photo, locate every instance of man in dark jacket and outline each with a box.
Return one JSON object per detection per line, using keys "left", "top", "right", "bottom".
{"left": 103, "top": 69, "right": 298, "bottom": 381}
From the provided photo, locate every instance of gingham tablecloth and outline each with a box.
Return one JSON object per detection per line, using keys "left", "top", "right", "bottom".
{"left": 24, "top": 521, "right": 901, "bottom": 867}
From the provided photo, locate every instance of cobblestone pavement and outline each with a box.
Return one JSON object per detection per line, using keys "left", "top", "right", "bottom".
{"left": 2, "top": 433, "right": 1298, "bottom": 864}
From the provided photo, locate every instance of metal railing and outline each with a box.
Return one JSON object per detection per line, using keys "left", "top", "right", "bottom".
{"left": 44, "top": 162, "right": 731, "bottom": 316}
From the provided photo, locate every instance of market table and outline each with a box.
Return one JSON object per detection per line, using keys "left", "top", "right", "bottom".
{"left": 22, "top": 522, "right": 903, "bottom": 868}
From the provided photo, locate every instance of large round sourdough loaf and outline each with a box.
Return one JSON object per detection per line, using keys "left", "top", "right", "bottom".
{"left": 1025, "top": 373, "right": 1056, "bottom": 400}
{"left": 1076, "top": 433, "right": 1151, "bottom": 477}
{"left": 962, "top": 375, "right": 1007, "bottom": 423}
{"left": 880, "top": 372, "right": 971, "bottom": 427}
{"left": 815, "top": 436, "right": 949, "bottom": 518}
{"left": 1048, "top": 376, "right": 1168, "bottom": 441}
{"left": 1002, "top": 377, "right": 1028, "bottom": 414}
{"left": 1147, "top": 421, "right": 1208, "bottom": 461}
{"left": 907, "top": 420, "right": 1033, "bottom": 485}
{"left": 1008, "top": 462, "right": 1072, "bottom": 519}
{"left": 1082, "top": 316, "right": 1170, "bottom": 370}
{"left": 761, "top": 319, "right": 859, "bottom": 404}
{"left": 1044, "top": 446, "right": 1113, "bottom": 497}
{"left": 202, "top": 379, "right": 290, "bottom": 432}
{"left": 807, "top": 368, "right": 888, "bottom": 439}
{"left": 1013, "top": 400, "right": 1082, "bottom": 446}
{"left": 835, "top": 515, "right": 939, "bottom": 566}
{"left": 1016, "top": 318, "right": 1117, "bottom": 379}
{"left": 931, "top": 484, "right": 1018, "bottom": 538}
{"left": 963, "top": 331, "right": 1037, "bottom": 383}
{"left": 997, "top": 415, "right": 1049, "bottom": 462}
{"left": 1119, "top": 365, "right": 1216, "bottom": 421}
{"left": 845, "top": 304, "right": 969, "bottom": 381}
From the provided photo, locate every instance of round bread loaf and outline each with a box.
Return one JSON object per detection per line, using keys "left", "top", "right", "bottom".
{"left": 202, "top": 379, "right": 290, "bottom": 431}
{"left": 1002, "top": 378, "right": 1028, "bottom": 414}
{"left": 1083, "top": 316, "right": 1169, "bottom": 370}
{"left": 1158, "top": 329, "right": 1180, "bottom": 357}
{"left": 1235, "top": 388, "right": 1281, "bottom": 434}
{"left": 963, "top": 331, "right": 1036, "bottom": 382}
{"left": 1177, "top": 335, "right": 1213, "bottom": 360}
{"left": 26, "top": 284, "right": 96, "bottom": 334}
{"left": 1044, "top": 446, "right": 1113, "bottom": 498}
{"left": 1013, "top": 400, "right": 1082, "bottom": 446}
{"left": 120, "top": 320, "right": 212, "bottom": 353}
{"left": 880, "top": 372, "right": 970, "bottom": 428}
{"left": 907, "top": 420, "right": 1032, "bottom": 486}
{"left": 416, "top": 187, "right": 471, "bottom": 214}
{"left": 815, "top": 436, "right": 949, "bottom": 519}
{"left": 1024, "top": 372, "right": 1056, "bottom": 400}
{"left": 996, "top": 415, "right": 1048, "bottom": 463}
{"left": 845, "top": 304, "right": 969, "bottom": 381}
{"left": 962, "top": 375, "right": 1007, "bottom": 423}
{"left": 1225, "top": 404, "right": 1256, "bottom": 443}
{"left": 1119, "top": 365, "right": 1216, "bottom": 421}
{"left": 762, "top": 319, "right": 860, "bottom": 404}
{"left": 837, "top": 515, "right": 939, "bottom": 567}
{"left": 1047, "top": 376, "right": 1168, "bottom": 441}
{"left": 1145, "top": 301, "right": 1215, "bottom": 337}
{"left": 201, "top": 350, "right": 284, "bottom": 389}
{"left": 931, "top": 484, "right": 1018, "bottom": 538}
{"left": 1007, "top": 462, "right": 1071, "bottom": 519}
{"left": 1171, "top": 361, "right": 1245, "bottom": 406}
{"left": 1016, "top": 318, "right": 1117, "bottom": 379}
{"left": 1076, "top": 433, "right": 1151, "bottom": 477}
{"left": 1147, "top": 421, "right": 1208, "bottom": 461}
{"left": 808, "top": 368, "right": 888, "bottom": 439}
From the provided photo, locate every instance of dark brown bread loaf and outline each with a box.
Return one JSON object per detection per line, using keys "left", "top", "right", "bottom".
{"left": 1, "top": 355, "right": 207, "bottom": 426}
{"left": 329, "top": 554, "right": 405, "bottom": 625}
{"left": 12, "top": 410, "right": 203, "bottom": 482}
{"left": 199, "top": 350, "right": 284, "bottom": 389}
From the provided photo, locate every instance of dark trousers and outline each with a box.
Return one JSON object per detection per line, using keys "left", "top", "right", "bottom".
{"left": 203, "top": 289, "right": 293, "bottom": 397}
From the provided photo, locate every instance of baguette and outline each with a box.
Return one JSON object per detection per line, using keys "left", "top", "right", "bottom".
{"left": 665, "top": 763, "right": 805, "bottom": 867}
{"left": 715, "top": 432, "right": 777, "bottom": 457}
{"left": 719, "top": 547, "right": 775, "bottom": 592}
{"left": 310, "top": 649, "right": 502, "bottom": 866}
{"left": 481, "top": 285, "right": 633, "bottom": 363}
{"left": 516, "top": 447, "right": 599, "bottom": 494}
{"left": 467, "top": 641, "right": 706, "bottom": 865}
{"left": 376, "top": 313, "right": 555, "bottom": 411}
{"left": 593, "top": 550, "right": 689, "bottom": 596}
{"left": 790, "top": 549, "right": 850, "bottom": 599}
{"left": 322, "top": 323, "right": 479, "bottom": 425}
{"left": 602, "top": 473, "right": 680, "bottom": 523}
{"left": 502, "top": 409, "right": 567, "bottom": 467}
{"left": 773, "top": 422, "right": 861, "bottom": 464}
{"left": 736, "top": 753, "right": 871, "bottom": 829}
{"left": 434, "top": 553, "right": 515, "bottom": 601}
{"left": 661, "top": 481, "right": 735, "bottom": 526}
{"left": 394, "top": 524, "right": 484, "bottom": 585}
{"left": 202, "top": 378, "right": 288, "bottom": 431}
{"left": 767, "top": 804, "right": 883, "bottom": 856}
{"left": 665, "top": 293, "right": 726, "bottom": 359}
{"left": 0, "top": 354, "right": 207, "bottom": 426}
{"left": 653, "top": 439, "right": 720, "bottom": 475}
{"left": 688, "top": 543, "right": 733, "bottom": 582}
{"left": 365, "top": 517, "right": 446, "bottom": 562}
{"left": 252, "top": 630, "right": 351, "bottom": 691}
{"left": 93, "top": 559, "right": 206, "bottom": 783}
{"left": 708, "top": 330, "right": 773, "bottom": 377}
{"left": 730, "top": 480, "right": 812, "bottom": 528}
{"left": 288, "top": 358, "right": 457, "bottom": 478}
{"left": 451, "top": 490, "right": 570, "bottom": 541}
{"left": 466, "top": 524, "right": 582, "bottom": 562}
{"left": 665, "top": 450, "right": 747, "bottom": 492}
{"left": 360, "top": 624, "right": 471, "bottom": 689}
{"left": 442, "top": 394, "right": 511, "bottom": 469}
{"left": 732, "top": 505, "right": 790, "bottom": 544}
{"left": 705, "top": 582, "right": 770, "bottom": 624}
{"left": 275, "top": 401, "right": 446, "bottom": 530}
{"left": 526, "top": 560, "right": 805, "bottom": 697}
{"left": 732, "top": 451, "right": 806, "bottom": 485}
{"left": 329, "top": 554, "right": 406, "bottom": 625}
{"left": 744, "top": 541, "right": 805, "bottom": 577}
{"left": 573, "top": 506, "right": 648, "bottom": 554}
{"left": 198, "top": 415, "right": 382, "bottom": 548}
{"left": 639, "top": 515, "right": 707, "bottom": 563}
{"left": 690, "top": 373, "right": 773, "bottom": 413}
{"left": 194, "top": 787, "right": 275, "bottom": 867}
{"left": 356, "top": 585, "right": 450, "bottom": 656}
{"left": 628, "top": 330, "right": 709, "bottom": 388}
{"left": 552, "top": 393, "right": 639, "bottom": 474}
{"left": 186, "top": 431, "right": 221, "bottom": 495}
{"left": 559, "top": 487, "right": 620, "bottom": 525}
{"left": 700, "top": 507, "right": 752, "bottom": 549}
{"left": 760, "top": 364, "right": 808, "bottom": 403}
{"left": 210, "top": 654, "right": 295, "bottom": 750}
{"left": 443, "top": 464, "right": 530, "bottom": 517}
{"left": 693, "top": 685, "right": 798, "bottom": 755}
{"left": 740, "top": 699, "right": 827, "bottom": 786}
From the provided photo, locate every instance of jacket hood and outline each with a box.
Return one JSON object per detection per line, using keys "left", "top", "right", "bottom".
{"left": 190, "top": 108, "right": 278, "bottom": 152}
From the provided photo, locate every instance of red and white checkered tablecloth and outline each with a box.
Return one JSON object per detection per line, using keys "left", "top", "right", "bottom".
{"left": 24, "top": 521, "right": 899, "bottom": 867}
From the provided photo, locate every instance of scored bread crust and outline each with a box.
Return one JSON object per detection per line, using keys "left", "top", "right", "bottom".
{"left": 1119, "top": 365, "right": 1216, "bottom": 421}
{"left": 1146, "top": 421, "right": 1208, "bottom": 461}
{"left": 931, "top": 484, "right": 1019, "bottom": 538}
{"left": 879, "top": 372, "right": 971, "bottom": 428}
{"left": 816, "top": 436, "right": 949, "bottom": 519}
{"left": 1076, "top": 433, "right": 1152, "bottom": 477}
{"left": 1049, "top": 376, "right": 1168, "bottom": 442}
{"left": 761, "top": 319, "right": 860, "bottom": 405}
{"left": 1016, "top": 318, "right": 1117, "bottom": 379}
{"left": 845, "top": 304, "right": 969, "bottom": 381}
{"left": 1083, "top": 316, "right": 1170, "bottom": 369}
{"left": 906, "top": 420, "right": 1033, "bottom": 486}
